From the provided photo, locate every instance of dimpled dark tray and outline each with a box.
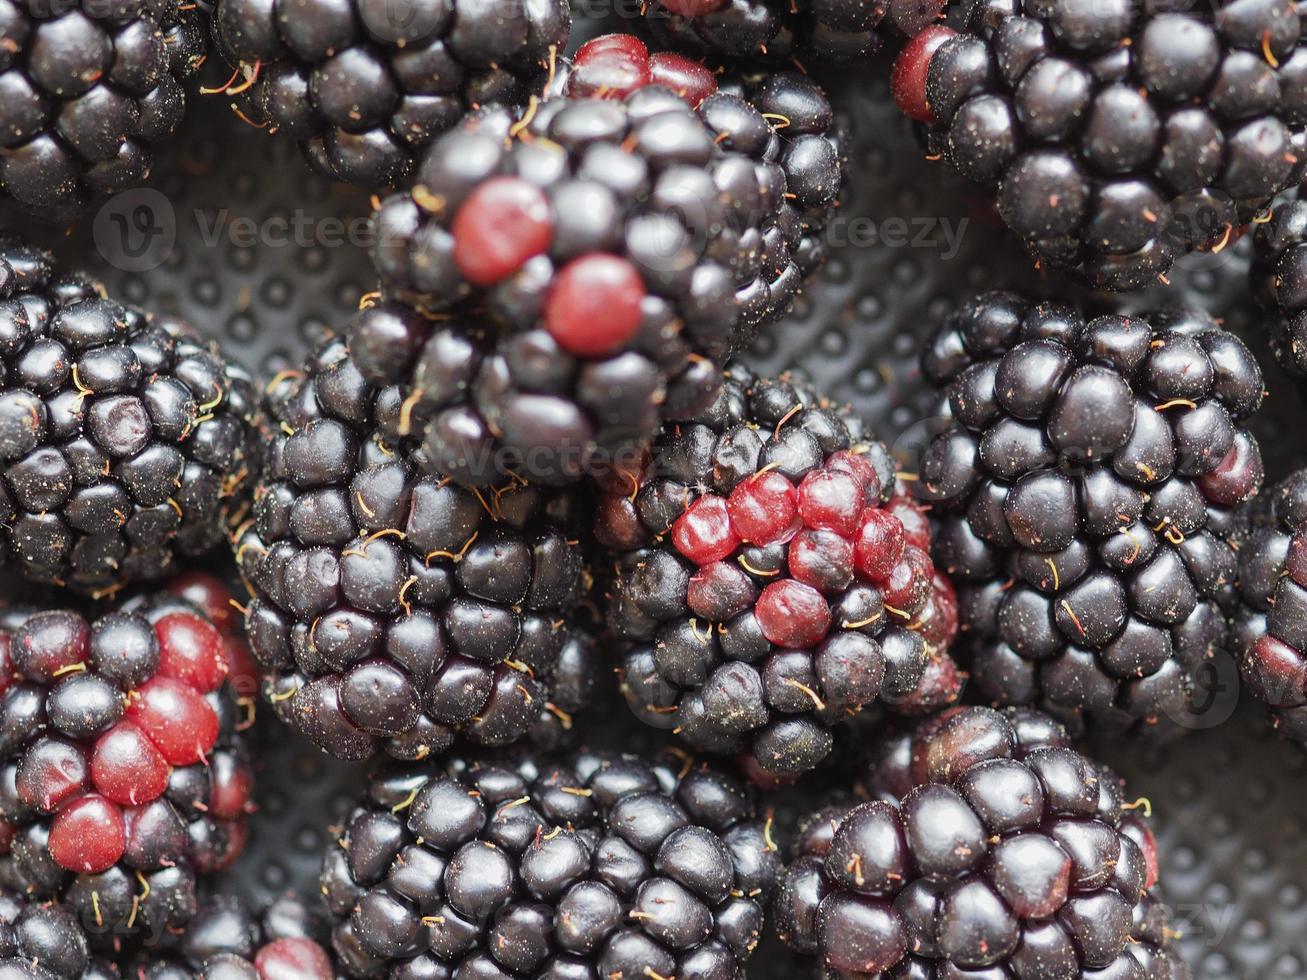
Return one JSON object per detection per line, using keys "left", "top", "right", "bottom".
{"left": 9, "top": 51, "right": 1307, "bottom": 980}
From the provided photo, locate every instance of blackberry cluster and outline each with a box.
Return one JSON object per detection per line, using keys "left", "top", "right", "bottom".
{"left": 319, "top": 748, "right": 780, "bottom": 980}
{"left": 1250, "top": 195, "right": 1307, "bottom": 377}
{"left": 208, "top": 0, "right": 569, "bottom": 188}
{"left": 775, "top": 706, "right": 1189, "bottom": 978}
{"left": 921, "top": 292, "right": 1264, "bottom": 738}
{"left": 893, "top": 0, "right": 1307, "bottom": 290}
{"left": 595, "top": 362, "right": 959, "bottom": 778}
{"left": 0, "top": 238, "right": 259, "bottom": 596}
{"left": 641, "top": 0, "right": 942, "bottom": 64}
{"left": 0, "top": 0, "right": 207, "bottom": 219}
{"left": 0, "top": 889, "right": 114, "bottom": 980}
{"left": 135, "top": 892, "right": 334, "bottom": 980}
{"left": 0, "top": 582, "right": 254, "bottom": 950}
{"left": 360, "top": 76, "right": 843, "bottom": 484}
{"left": 234, "top": 333, "right": 596, "bottom": 762}
{"left": 1233, "top": 469, "right": 1307, "bottom": 748}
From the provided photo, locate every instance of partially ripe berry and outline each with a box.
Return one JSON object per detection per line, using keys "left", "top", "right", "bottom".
{"left": 49, "top": 794, "right": 126, "bottom": 873}
{"left": 452, "top": 177, "right": 553, "bottom": 286}
{"left": 545, "top": 254, "right": 646, "bottom": 356}
{"left": 892, "top": 26, "right": 957, "bottom": 123}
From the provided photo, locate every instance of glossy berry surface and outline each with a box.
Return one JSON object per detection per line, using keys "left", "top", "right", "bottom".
{"left": 0, "top": 0, "right": 206, "bottom": 218}
{"left": 319, "top": 748, "right": 780, "bottom": 980}
{"left": 920, "top": 292, "right": 1264, "bottom": 739}
{"left": 641, "top": 0, "right": 944, "bottom": 63}
{"left": 775, "top": 706, "right": 1189, "bottom": 978}
{"left": 1233, "top": 469, "right": 1307, "bottom": 748}
{"left": 132, "top": 891, "right": 335, "bottom": 979}
{"left": 1251, "top": 196, "right": 1307, "bottom": 376}
{"left": 0, "top": 238, "right": 259, "bottom": 595}
{"left": 209, "top": 0, "right": 569, "bottom": 188}
{"left": 234, "top": 334, "right": 596, "bottom": 763}
{"left": 596, "top": 362, "right": 960, "bottom": 777}
{"left": 903, "top": 0, "right": 1307, "bottom": 290}
{"left": 0, "top": 580, "right": 254, "bottom": 946}
{"left": 361, "top": 79, "right": 843, "bottom": 485}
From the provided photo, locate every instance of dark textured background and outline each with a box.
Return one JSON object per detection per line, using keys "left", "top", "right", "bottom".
{"left": 9, "top": 52, "right": 1307, "bottom": 980}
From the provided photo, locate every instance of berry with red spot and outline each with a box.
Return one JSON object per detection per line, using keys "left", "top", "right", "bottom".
{"left": 1233, "top": 470, "right": 1307, "bottom": 750}
{"left": 598, "top": 363, "right": 959, "bottom": 777}
{"left": 0, "top": 578, "right": 255, "bottom": 946}
{"left": 451, "top": 178, "right": 554, "bottom": 286}
{"left": 650, "top": 52, "right": 718, "bottom": 107}
{"left": 921, "top": 293, "right": 1264, "bottom": 739}
{"left": 775, "top": 706, "right": 1189, "bottom": 977}
{"left": 890, "top": 25, "right": 956, "bottom": 122}
{"left": 570, "top": 34, "right": 653, "bottom": 100}
{"left": 544, "top": 255, "right": 647, "bottom": 357}
{"left": 904, "top": 2, "right": 1307, "bottom": 290}
{"left": 362, "top": 74, "right": 844, "bottom": 485}
{"left": 130, "top": 892, "right": 335, "bottom": 978}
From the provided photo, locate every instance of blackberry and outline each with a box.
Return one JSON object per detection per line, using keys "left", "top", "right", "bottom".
{"left": 207, "top": 0, "right": 568, "bottom": 188}
{"left": 1232, "top": 469, "right": 1307, "bottom": 748}
{"left": 132, "top": 892, "right": 334, "bottom": 980}
{"left": 893, "top": 0, "right": 1307, "bottom": 290}
{"left": 233, "top": 333, "right": 596, "bottom": 762}
{"left": 0, "top": 888, "right": 117, "bottom": 979}
{"left": 318, "top": 747, "right": 780, "bottom": 980}
{"left": 640, "top": 0, "right": 944, "bottom": 65}
{"left": 0, "top": 579, "right": 255, "bottom": 951}
{"left": 919, "top": 292, "right": 1265, "bottom": 738}
{"left": 0, "top": 238, "right": 259, "bottom": 596}
{"left": 0, "top": 0, "right": 206, "bottom": 219}
{"left": 1250, "top": 195, "right": 1307, "bottom": 376}
{"left": 360, "top": 75, "right": 844, "bottom": 485}
{"left": 774, "top": 705, "right": 1190, "bottom": 978}
{"left": 594, "top": 362, "right": 959, "bottom": 779}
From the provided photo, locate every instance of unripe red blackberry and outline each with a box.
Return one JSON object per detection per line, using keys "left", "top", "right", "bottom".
{"left": 358, "top": 69, "right": 844, "bottom": 486}
{"left": 319, "top": 747, "right": 781, "bottom": 980}
{"left": 0, "top": 578, "right": 255, "bottom": 950}
{"left": 234, "top": 333, "right": 597, "bottom": 763}
{"left": 894, "top": 0, "right": 1307, "bottom": 290}
{"left": 775, "top": 706, "right": 1190, "bottom": 978}
{"left": 595, "top": 361, "right": 960, "bottom": 779}
{"left": 0, "top": 237, "right": 259, "bottom": 596}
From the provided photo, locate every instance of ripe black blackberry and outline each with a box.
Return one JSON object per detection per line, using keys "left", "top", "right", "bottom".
{"left": 893, "top": 0, "right": 1307, "bottom": 290}
{"left": 207, "top": 0, "right": 568, "bottom": 188}
{"left": 1232, "top": 469, "right": 1307, "bottom": 748}
{"left": 0, "top": 0, "right": 206, "bottom": 220}
{"left": 234, "top": 332, "right": 596, "bottom": 763}
{"left": 920, "top": 292, "right": 1265, "bottom": 738}
{"left": 0, "top": 889, "right": 117, "bottom": 979}
{"left": 641, "top": 0, "right": 943, "bottom": 64}
{"left": 131, "top": 892, "right": 334, "bottom": 979}
{"left": 775, "top": 706, "right": 1189, "bottom": 978}
{"left": 319, "top": 747, "right": 780, "bottom": 980}
{"left": 1250, "top": 195, "right": 1307, "bottom": 376}
{"left": 0, "top": 238, "right": 259, "bottom": 596}
{"left": 0, "top": 580, "right": 255, "bottom": 951}
{"left": 360, "top": 78, "right": 844, "bottom": 485}
{"left": 594, "top": 362, "right": 960, "bottom": 779}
